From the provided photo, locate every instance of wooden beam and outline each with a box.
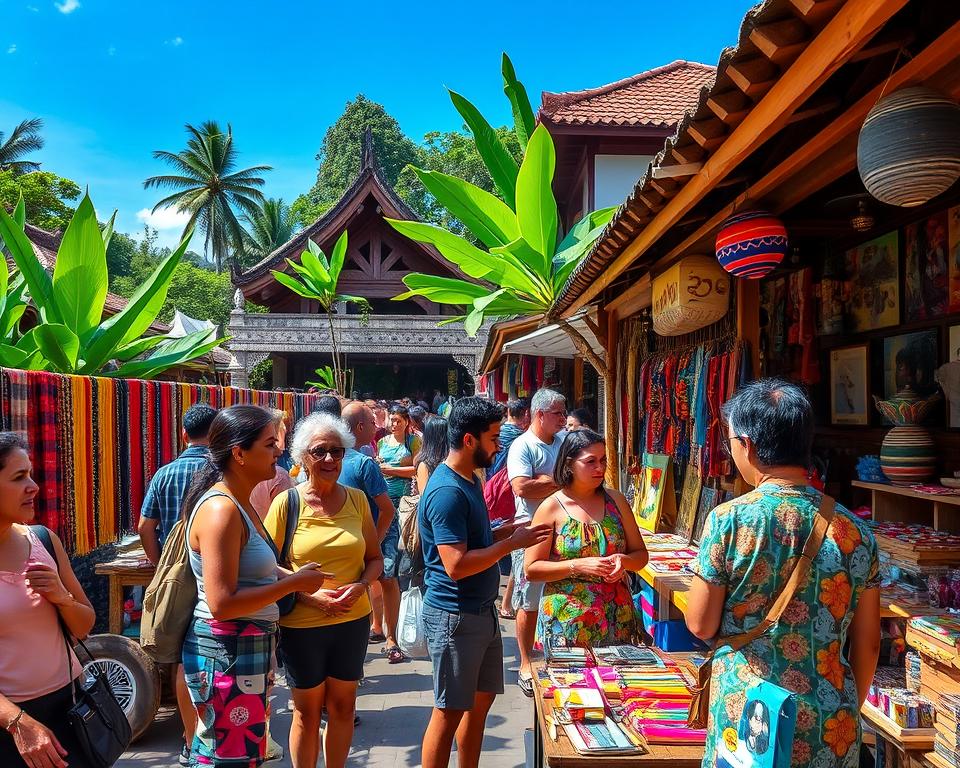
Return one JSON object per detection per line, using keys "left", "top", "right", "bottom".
{"left": 670, "top": 143, "right": 705, "bottom": 165}
{"left": 788, "top": 0, "right": 844, "bottom": 28}
{"left": 651, "top": 162, "right": 703, "bottom": 179}
{"left": 750, "top": 18, "right": 811, "bottom": 65}
{"left": 637, "top": 190, "right": 664, "bottom": 211}
{"left": 648, "top": 178, "right": 677, "bottom": 198}
{"left": 652, "top": 18, "right": 960, "bottom": 271}
{"left": 850, "top": 31, "right": 914, "bottom": 63}
{"left": 605, "top": 274, "right": 652, "bottom": 317}
{"left": 726, "top": 57, "right": 778, "bottom": 98}
{"left": 786, "top": 94, "right": 841, "bottom": 124}
{"left": 602, "top": 307, "right": 620, "bottom": 490}
{"left": 688, "top": 118, "right": 727, "bottom": 150}
{"left": 707, "top": 89, "right": 752, "bottom": 125}
{"left": 737, "top": 279, "right": 761, "bottom": 380}
{"left": 563, "top": 0, "right": 909, "bottom": 317}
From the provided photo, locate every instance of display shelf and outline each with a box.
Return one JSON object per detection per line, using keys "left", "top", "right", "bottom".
{"left": 853, "top": 481, "right": 960, "bottom": 532}
{"left": 637, "top": 566, "right": 691, "bottom": 615}
{"left": 861, "top": 702, "right": 935, "bottom": 750}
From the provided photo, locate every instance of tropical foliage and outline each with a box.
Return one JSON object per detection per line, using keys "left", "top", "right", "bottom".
{"left": 144, "top": 121, "right": 270, "bottom": 271}
{"left": 0, "top": 192, "right": 224, "bottom": 377}
{"left": 306, "top": 364, "right": 353, "bottom": 393}
{"left": 0, "top": 118, "right": 44, "bottom": 175}
{"left": 0, "top": 170, "right": 81, "bottom": 232}
{"left": 270, "top": 231, "right": 370, "bottom": 395}
{"left": 240, "top": 197, "right": 295, "bottom": 266}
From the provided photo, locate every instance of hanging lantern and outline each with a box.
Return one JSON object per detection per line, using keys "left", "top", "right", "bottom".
{"left": 857, "top": 86, "right": 960, "bottom": 207}
{"left": 652, "top": 255, "right": 730, "bottom": 336}
{"left": 715, "top": 210, "right": 788, "bottom": 279}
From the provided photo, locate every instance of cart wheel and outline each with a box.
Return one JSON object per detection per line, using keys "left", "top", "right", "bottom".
{"left": 76, "top": 634, "right": 160, "bottom": 742}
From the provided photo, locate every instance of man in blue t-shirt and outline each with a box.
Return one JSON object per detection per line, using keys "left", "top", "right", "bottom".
{"left": 418, "top": 398, "right": 550, "bottom": 768}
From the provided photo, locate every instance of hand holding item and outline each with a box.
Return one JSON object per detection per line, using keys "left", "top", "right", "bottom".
{"left": 287, "top": 562, "right": 334, "bottom": 594}
{"left": 23, "top": 562, "right": 72, "bottom": 606}
{"left": 333, "top": 582, "right": 367, "bottom": 608}
{"left": 572, "top": 557, "right": 615, "bottom": 579}
{"left": 306, "top": 588, "right": 352, "bottom": 617}
{"left": 601, "top": 553, "right": 628, "bottom": 582}
{"left": 509, "top": 523, "right": 552, "bottom": 549}
{"left": 492, "top": 521, "right": 519, "bottom": 543}
{"left": 10, "top": 711, "right": 69, "bottom": 768}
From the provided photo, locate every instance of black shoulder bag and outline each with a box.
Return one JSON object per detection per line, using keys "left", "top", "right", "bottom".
{"left": 273, "top": 487, "right": 301, "bottom": 616}
{"left": 31, "top": 525, "right": 132, "bottom": 768}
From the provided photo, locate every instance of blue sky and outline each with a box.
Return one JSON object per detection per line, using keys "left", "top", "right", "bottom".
{"left": 2, "top": 0, "right": 755, "bottom": 249}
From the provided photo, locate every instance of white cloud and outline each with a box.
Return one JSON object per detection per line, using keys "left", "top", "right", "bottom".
{"left": 54, "top": 0, "right": 80, "bottom": 13}
{"left": 136, "top": 206, "right": 190, "bottom": 230}
{"left": 26, "top": 4, "right": 39, "bottom": 11}
{"left": 6, "top": 44, "right": 16, "bottom": 54}
{"left": 166, "top": 36, "right": 183, "bottom": 47}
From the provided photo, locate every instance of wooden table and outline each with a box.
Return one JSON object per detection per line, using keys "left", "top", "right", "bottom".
{"left": 530, "top": 664, "right": 703, "bottom": 767}
{"left": 94, "top": 554, "right": 156, "bottom": 634}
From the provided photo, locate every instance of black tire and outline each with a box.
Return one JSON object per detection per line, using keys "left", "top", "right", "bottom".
{"left": 75, "top": 634, "right": 160, "bottom": 742}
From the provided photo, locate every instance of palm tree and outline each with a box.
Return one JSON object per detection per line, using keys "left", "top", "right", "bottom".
{"left": 241, "top": 197, "right": 295, "bottom": 263}
{"left": 144, "top": 121, "right": 270, "bottom": 271}
{"left": 0, "top": 118, "right": 44, "bottom": 175}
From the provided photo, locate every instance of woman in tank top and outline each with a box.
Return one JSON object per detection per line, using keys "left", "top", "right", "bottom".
{"left": 0, "top": 432, "right": 97, "bottom": 768}
{"left": 182, "top": 406, "right": 329, "bottom": 767}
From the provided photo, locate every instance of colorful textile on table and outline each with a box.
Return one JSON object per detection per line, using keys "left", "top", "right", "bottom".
{"left": 182, "top": 617, "right": 277, "bottom": 767}
{"left": 537, "top": 493, "right": 636, "bottom": 649}
{"left": 690, "top": 484, "right": 880, "bottom": 768}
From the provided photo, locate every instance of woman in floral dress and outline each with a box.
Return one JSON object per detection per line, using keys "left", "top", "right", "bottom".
{"left": 685, "top": 379, "right": 881, "bottom": 768}
{"left": 525, "top": 429, "right": 649, "bottom": 648}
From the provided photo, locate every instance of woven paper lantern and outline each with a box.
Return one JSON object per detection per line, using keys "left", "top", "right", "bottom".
{"left": 715, "top": 211, "right": 788, "bottom": 279}
{"left": 857, "top": 86, "right": 960, "bottom": 207}
{"left": 652, "top": 255, "right": 730, "bottom": 336}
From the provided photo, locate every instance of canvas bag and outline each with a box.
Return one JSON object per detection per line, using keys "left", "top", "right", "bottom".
{"left": 140, "top": 517, "right": 197, "bottom": 664}
{"left": 483, "top": 466, "right": 515, "bottom": 525}
{"left": 688, "top": 495, "right": 835, "bottom": 746}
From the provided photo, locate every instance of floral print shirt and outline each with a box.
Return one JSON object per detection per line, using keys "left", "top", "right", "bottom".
{"left": 691, "top": 484, "right": 880, "bottom": 768}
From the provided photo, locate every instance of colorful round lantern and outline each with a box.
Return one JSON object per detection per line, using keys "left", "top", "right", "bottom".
{"left": 714, "top": 210, "right": 788, "bottom": 279}
{"left": 857, "top": 86, "right": 960, "bottom": 208}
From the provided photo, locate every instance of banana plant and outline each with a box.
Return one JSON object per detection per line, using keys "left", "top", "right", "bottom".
{"left": 0, "top": 191, "right": 225, "bottom": 377}
{"left": 270, "top": 230, "right": 370, "bottom": 396}
{"left": 306, "top": 364, "right": 353, "bottom": 394}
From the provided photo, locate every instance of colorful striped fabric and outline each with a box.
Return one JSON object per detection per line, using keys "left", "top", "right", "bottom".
{"left": 0, "top": 368, "right": 326, "bottom": 555}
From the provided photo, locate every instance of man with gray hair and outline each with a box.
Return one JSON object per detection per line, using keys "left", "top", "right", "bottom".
{"left": 506, "top": 387, "right": 567, "bottom": 694}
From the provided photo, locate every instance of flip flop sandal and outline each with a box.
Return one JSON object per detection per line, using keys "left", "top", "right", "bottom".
{"left": 385, "top": 646, "right": 405, "bottom": 664}
{"left": 498, "top": 607, "right": 516, "bottom": 620}
{"left": 368, "top": 631, "right": 386, "bottom": 644}
{"left": 517, "top": 674, "right": 534, "bottom": 697}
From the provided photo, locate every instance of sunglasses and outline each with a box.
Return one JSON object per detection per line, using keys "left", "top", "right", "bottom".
{"left": 308, "top": 445, "right": 346, "bottom": 461}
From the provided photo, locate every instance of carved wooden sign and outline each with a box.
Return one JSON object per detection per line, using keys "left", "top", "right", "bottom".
{"left": 652, "top": 255, "right": 730, "bottom": 336}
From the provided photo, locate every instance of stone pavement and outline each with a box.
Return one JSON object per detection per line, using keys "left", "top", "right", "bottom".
{"left": 116, "top": 605, "right": 531, "bottom": 768}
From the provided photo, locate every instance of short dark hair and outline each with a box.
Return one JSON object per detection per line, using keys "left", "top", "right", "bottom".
{"left": 0, "top": 432, "right": 28, "bottom": 470}
{"left": 408, "top": 405, "right": 427, "bottom": 431}
{"left": 507, "top": 398, "right": 530, "bottom": 419}
{"left": 183, "top": 404, "right": 218, "bottom": 440}
{"left": 314, "top": 395, "right": 342, "bottom": 418}
{"left": 569, "top": 407, "right": 593, "bottom": 429}
{"left": 553, "top": 429, "right": 604, "bottom": 486}
{"left": 448, "top": 397, "right": 504, "bottom": 449}
{"left": 388, "top": 404, "right": 409, "bottom": 421}
{"left": 721, "top": 378, "right": 813, "bottom": 468}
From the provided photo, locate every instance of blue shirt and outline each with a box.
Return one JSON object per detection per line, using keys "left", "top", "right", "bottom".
{"left": 140, "top": 445, "right": 209, "bottom": 546}
{"left": 419, "top": 463, "right": 500, "bottom": 613}
{"left": 339, "top": 448, "right": 389, "bottom": 522}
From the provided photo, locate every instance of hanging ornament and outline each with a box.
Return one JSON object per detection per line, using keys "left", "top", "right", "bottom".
{"left": 857, "top": 86, "right": 960, "bottom": 207}
{"left": 715, "top": 210, "right": 788, "bottom": 279}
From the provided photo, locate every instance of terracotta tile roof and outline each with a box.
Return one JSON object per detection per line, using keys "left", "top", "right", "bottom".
{"left": 539, "top": 60, "right": 716, "bottom": 128}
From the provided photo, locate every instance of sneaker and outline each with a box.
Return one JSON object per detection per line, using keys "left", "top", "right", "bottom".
{"left": 264, "top": 735, "right": 284, "bottom": 762}
{"left": 178, "top": 742, "right": 191, "bottom": 767}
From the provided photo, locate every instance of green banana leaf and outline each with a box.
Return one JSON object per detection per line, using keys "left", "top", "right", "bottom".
{"left": 106, "top": 329, "right": 223, "bottom": 380}
{"left": 515, "top": 125, "right": 558, "bottom": 268}
{"left": 556, "top": 205, "right": 617, "bottom": 253}
{"left": 52, "top": 194, "right": 109, "bottom": 339}
{"left": 552, "top": 222, "right": 609, "bottom": 292}
{"left": 329, "top": 231, "right": 348, "bottom": 285}
{"left": 33, "top": 323, "right": 80, "bottom": 372}
{"left": 272, "top": 270, "right": 322, "bottom": 301}
{"left": 501, "top": 53, "right": 536, "bottom": 151}
{"left": 394, "top": 274, "right": 491, "bottom": 304}
{"left": 0, "top": 205, "right": 61, "bottom": 324}
{"left": 113, "top": 334, "right": 173, "bottom": 362}
{"left": 448, "top": 90, "right": 519, "bottom": 209}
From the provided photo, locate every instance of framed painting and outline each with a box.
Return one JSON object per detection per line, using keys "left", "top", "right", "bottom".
{"left": 675, "top": 466, "right": 702, "bottom": 541}
{"left": 950, "top": 206, "right": 960, "bottom": 313}
{"left": 949, "top": 325, "right": 960, "bottom": 428}
{"left": 830, "top": 345, "right": 870, "bottom": 425}
{"left": 844, "top": 230, "right": 899, "bottom": 332}
{"left": 691, "top": 486, "right": 717, "bottom": 547}
{"left": 905, "top": 211, "right": 950, "bottom": 322}
{"left": 883, "top": 329, "right": 939, "bottom": 400}
{"left": 632, "top": 453, "right": 675, "bottom": 533}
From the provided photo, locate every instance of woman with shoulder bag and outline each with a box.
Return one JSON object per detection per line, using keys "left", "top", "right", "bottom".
{"left": 0, "top": 432, "right": 97, "bottom": 768}
{"left": 685, "top": 379, "right": 881, "bottom": 768}
{"left": 182, "top": 406, "right": 330, "bottom": 767}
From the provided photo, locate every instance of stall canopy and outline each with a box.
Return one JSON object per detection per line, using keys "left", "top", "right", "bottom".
{"left": 501, "top": 310, "right": 605, "bottom": 360}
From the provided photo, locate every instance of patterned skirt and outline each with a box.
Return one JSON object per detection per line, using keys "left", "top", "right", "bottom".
{"left": 182, "top": 617, "right": 277, "bottom": 767}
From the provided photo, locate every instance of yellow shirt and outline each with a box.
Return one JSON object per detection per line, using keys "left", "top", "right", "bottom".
{"left": 264, "top": 485, "right": 372, "bottom": 628}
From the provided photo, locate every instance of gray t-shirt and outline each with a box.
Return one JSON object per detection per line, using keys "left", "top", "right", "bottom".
{"left": 506, "top": 429, "right": 566, "bottom": 523}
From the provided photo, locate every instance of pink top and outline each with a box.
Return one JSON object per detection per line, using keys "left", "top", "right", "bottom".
{"left": 250, "top": 467, "right": 295, "bottom": 520}
{"left": 0, "top": 527, "right": 81, "bottom": 702}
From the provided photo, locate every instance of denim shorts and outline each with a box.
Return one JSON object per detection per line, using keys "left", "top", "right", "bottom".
{"left": 381, "top": 515, "right": 400, "bottom": 580}
{"left": 422, "top": 602, "right": 504, "bottom": 710}
{"left": 510, "top": 548, "right": 544, "bottom": 612}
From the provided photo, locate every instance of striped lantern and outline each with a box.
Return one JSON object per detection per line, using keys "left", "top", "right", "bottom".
{"left": 714, "top": 210, "right": 788, "bottom": 279}
{"left": 857, "top": 86, "right": 960, "bottom": 208}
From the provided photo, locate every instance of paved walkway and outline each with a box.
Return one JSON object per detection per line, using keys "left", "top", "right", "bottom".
{"left": 117, "top": 603, "right": 531, "bottom": 767}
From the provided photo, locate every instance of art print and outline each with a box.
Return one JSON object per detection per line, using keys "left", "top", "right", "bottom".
{"left": 905, "top": 211, "right": 949, "bottom": 322}
{"left": 844, "top": 230, "right": 899, "bottom": 332}
{"left": 950, "top": 206, "right": 960, "bottom": 313}
{"left": 829, "top": 345, "right": 869, "bottom": 425}
{"left": 883, "top": 330, "right": 939, "bottom": 399}
{"left": 675, "top": 466, "right": 703, "bottom": 540}
{"left": 692, "top": 486, "right": 718, "bottom": 546}
{"left": 632, "top": 453, "right": 673, "bottom": 533}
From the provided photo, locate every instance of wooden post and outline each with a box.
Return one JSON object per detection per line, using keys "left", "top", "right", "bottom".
{"left": 573, "top": 357, "right": 584, "bottom": 406}
{"left": 602, "top": 308, "right": 620, "bottom": 489}
{"left": 736, "top": 278, "right": 761, "bottom": 380}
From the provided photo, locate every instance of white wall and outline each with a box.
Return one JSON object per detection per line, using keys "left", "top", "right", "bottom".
{"left": 593, "top": 154, "right": 654, "bottom": 209}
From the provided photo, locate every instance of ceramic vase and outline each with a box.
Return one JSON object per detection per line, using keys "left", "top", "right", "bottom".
{"left": 874, "top": 386, "right": 941, "bottom": 485}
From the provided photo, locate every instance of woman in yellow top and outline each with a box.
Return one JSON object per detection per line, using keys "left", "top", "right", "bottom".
{"left": 264, "top": 412, "right": 383, "bottom": 768}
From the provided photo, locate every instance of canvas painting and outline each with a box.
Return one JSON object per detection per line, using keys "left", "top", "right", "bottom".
{"left": 883, "top": 330, "right": 939, "bottom": 400}
{"left": 830, "top": 345, "right": 869, "bottom": 425}
{"left": 949, "top": 325, "right": 960, "bottom": 428}
{"left": 950, "top": 206, "right": 960, "bottom": 313}
{"left": 675, "top": 466, "right": 702, "bottom": 540}
{"left": 844, "top": 230, "right": 899, "bottom": 332}
{"left": 691, "top": 486, "right": 718, "bottom": 546}
{"left": 905, "top": 211, "right": 950, "bottom": 322}
{"left": 632, "top": 453, "right": 674, "bottom": 533}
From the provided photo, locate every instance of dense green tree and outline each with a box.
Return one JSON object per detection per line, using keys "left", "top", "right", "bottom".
{"left": 291, "top": 95, "right": 423, "bottom": 229}
{"left": 0, "top": 170, "right": 80, "bottom": 231}
{"left": 240, "top": 197, "right": 294, "bottom": 267}
{"left": 144, "top": 121, "right": 271, "bottom": 272}
{"left": 0, "top": 118, "right": 44, "bottom": 175}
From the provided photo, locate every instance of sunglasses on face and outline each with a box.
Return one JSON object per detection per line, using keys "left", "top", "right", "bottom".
{"left": 308, "top": 445, "right": 346, "bottom": 461}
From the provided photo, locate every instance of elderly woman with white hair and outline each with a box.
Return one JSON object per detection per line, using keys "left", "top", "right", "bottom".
{"left": 264, "top": 412, "right": 383, "bottom": 768}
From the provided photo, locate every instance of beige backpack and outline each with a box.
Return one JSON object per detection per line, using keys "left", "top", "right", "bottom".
{"left": 140, "top": 518, "right": 197, "bottom": 663}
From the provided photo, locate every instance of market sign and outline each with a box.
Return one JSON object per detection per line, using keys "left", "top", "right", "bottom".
{"left": 652, "top": 255, "right": 730, "bottom": 337}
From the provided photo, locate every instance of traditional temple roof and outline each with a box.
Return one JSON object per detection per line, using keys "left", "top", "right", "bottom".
{"left": 539, "top": 61, "right": 716, "bottom": 129}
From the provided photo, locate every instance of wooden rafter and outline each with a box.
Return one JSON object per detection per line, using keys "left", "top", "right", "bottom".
{"left": 850, "top": 30, "right": 915, "bottom": 62}
{"left": 750, "top": 18, "right": 811, "bottom": 65}
{"left": 788, "top": 0, "right": 844, "bottom": 28}
{"left": 688, "top": 118, "right": 727, "bottom": 150}
{"left": 670, "top": 143, "right": 705, "bottom": 165}
{"left": 726, "top": 57, "right": 778, "bottom": 98}
{"left": 707, "top": 90, "right": 752, "bottom": 124}
{"left": 564, "top": 0, "right": 909, "bottom": 317}
{"left": 651, "top": 162, "right": 703, "bottom": 179}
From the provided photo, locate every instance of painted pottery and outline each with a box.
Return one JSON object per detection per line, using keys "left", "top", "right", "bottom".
{"left": 874, "top": 386, "right": 941, "bottom": 485}
{"left": 714, "top": 211, "right": 788, "bottom": 279}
